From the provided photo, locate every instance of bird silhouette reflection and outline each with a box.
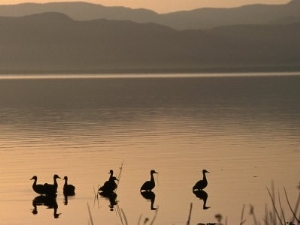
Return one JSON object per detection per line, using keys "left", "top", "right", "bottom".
{"left": 193, "top": 189, "right": 210, "bottom": 210}
{"left": 63, "top": 193, "right": 76, "bottom": 205}
{"left": 32, "top": 195, "right": 61, "bottom": 218}
{"left": 99, "top": 191, "right": 118, "bottom": 211}
{"left": 140, "top": 191, "right": 157, "bottom": 210}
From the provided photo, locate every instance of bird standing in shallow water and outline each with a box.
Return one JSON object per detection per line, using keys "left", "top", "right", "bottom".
{"left": 63, "top": 176, "right": 75, "bottom": 196}
{"left": 140, "top": 170, "right": 158, "bottom": 192}
{"left": 193, "top": 169, "right": 209, "bottom": 191}
{"left": 30, "top": 176, "right": 46, "bottom": 195}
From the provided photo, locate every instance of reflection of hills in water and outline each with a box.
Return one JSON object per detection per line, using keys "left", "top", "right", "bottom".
{"left": 32, "top": 195, "right": 61, "bottom": 218}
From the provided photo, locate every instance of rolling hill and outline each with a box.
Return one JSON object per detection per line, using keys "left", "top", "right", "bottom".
{"left": 0, "top": 13, "right": 300, "bottom": 73}
{"left": 0, "top": 0, "right": 299, "bottom": 30}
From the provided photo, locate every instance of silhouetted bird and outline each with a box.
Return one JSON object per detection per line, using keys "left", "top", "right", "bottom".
{"left": 98, "top": 170, "right": 118, "bottom": 193}
{"left": 30, "top": 175, "right": 46, "bottom": 195}
{"left": 140, "top": 170, "right": 158, "bottom": 192}
{"left": 44, "top": 174, "right": 61, "bottom": 196}
{"left": 99, "top": 177, "right": 118, "bottom": 193}
{"left": 63, "top": 176, "right": 75, "bottom": 196}
{"left": 193, "top": 169, "right": 209, "bottom": 191}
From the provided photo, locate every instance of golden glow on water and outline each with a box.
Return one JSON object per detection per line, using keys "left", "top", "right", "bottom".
{"left": 0, "top": 74, "right": 299, "bottom": 224}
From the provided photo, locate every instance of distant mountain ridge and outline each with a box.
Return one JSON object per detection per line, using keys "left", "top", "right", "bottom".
{"left": 0, "top": 0, "right": 299, "bottom": 30}
{"left": 0, "top": 13, "right": 300, "bottom": 74}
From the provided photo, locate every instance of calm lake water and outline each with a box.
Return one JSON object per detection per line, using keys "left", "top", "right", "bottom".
{"left": 0, "top": 73, "right": 299, "bottom": 225}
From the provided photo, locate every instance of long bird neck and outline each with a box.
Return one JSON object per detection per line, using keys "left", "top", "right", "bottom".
{"left": 53, "top": 177, "right": 58, "bottom": 187}
{"left": 150, "top": 173, "right": 155, "bottom": 183}
{"left": 32, "top": 178, "right": 37, "bottom": 187}
{"left": 202, "top": 172, "right": 207, "bottom": 181}
{"left": 64, "top": 179, "right": 68, "bottom": 186}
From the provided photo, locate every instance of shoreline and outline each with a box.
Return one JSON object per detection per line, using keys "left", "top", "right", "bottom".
{"left": 1, "top": 66, "right": 300, "bottom": 75}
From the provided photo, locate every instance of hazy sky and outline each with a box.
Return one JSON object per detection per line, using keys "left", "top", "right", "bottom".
{"left": 1, "top": 0, "right": 291, "bottom": 13}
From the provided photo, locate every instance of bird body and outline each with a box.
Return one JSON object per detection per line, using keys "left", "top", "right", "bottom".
{"left": 44, "top": 174, "right": 61, "bottom": 196}
{"left": 98, "top": 170, "right": 119, "bottom": 193}
{"left": 140, "top": 170, "right": 158, "bottom": 192}
{"left": 30, "top": 176, "right": 46, "bottom": 195}
{"left": 63, "top": 176, "right": 75, "bottom": 196}
{"left": 99, "top": 177, "right": 118, "bottom": 193}
{"left": 193, "top": 169, "right": 209, "bottom": 191}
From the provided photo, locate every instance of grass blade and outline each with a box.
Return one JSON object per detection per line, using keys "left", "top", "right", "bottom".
{"left": 186, "top": 203, "right": 193, "bottom": 225}
{"left": 284, "top": 187, "right": 300, "bottom": 223}
{"left": 87, "top": 203, "right": 94, "bottom": 225}
{"left": 267, "top": 187, "right": 284, "bottom": 225}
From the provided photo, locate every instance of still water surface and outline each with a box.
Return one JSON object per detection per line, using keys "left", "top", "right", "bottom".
{"left": 0, "top": 73, "right": 299, "bottom": 225}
